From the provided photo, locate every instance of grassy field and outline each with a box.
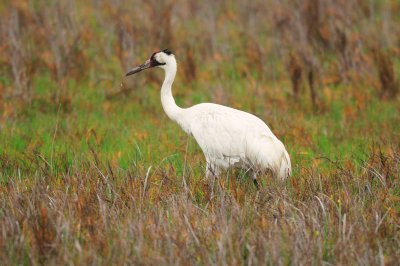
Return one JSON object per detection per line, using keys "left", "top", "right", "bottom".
{"left": 1, "top": 0, "right": 400, "bottom": 265}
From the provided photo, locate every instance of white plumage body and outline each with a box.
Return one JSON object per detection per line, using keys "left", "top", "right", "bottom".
{"left": 126, "top": 50, "right": 291, "bottom": 183}
{"left": 176, "top": 103, "right": 291, "bottom": 180}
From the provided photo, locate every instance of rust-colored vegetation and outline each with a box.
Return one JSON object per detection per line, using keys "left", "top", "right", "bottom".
{"left": 0, "top": 0, "right": 399, "bottom": 264}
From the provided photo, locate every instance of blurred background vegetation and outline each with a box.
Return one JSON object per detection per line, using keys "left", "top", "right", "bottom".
{"left": 0, "top": 0, "right": 399, "bottom": 165}
{"left": 0, "top": 0, "right": 399, "bottom": 264}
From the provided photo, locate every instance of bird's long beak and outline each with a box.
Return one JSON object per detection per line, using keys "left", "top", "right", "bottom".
{"left": 126, "top": 59, "right": 151, "bottom": 76}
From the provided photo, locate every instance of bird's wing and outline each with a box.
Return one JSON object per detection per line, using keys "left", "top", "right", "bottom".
{"left": 186, "top": 104, "right": 275, "bottom": 163}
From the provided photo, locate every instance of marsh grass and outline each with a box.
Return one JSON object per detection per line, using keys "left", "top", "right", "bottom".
{"left": 0, "top": 147, "right": 399, "bottom": 264}
{"left": 0, "top": 0, "right": 399, "bottom": 265}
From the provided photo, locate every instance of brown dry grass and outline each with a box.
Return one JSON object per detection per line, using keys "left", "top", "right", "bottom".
{"left": 0, "top": 0, "right": 399, "bottom": 265}
{"left": 1, "top": 149, "right": 399, "bottom": 265}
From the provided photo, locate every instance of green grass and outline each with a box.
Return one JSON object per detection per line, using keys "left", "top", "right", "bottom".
{"left": 1, "top": 62, "right": 398, "bottom": 179}
{"left": 1, "top": 0, "right": 400, "bottom": 264}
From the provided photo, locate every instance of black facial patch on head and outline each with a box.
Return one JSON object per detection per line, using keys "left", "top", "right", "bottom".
{"left": 150, "top": 52, "right": 166, "bottom": 67}
{"left": 163, "top": 48, "right": 172, "bottom": 55}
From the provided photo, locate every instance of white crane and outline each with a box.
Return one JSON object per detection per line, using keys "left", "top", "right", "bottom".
{"left": 126, "top": 49, "right": 291, "bottom": 187}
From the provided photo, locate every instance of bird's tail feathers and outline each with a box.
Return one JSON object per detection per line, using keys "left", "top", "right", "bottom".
{"left": 278, "top": 148, "right": 291, "bottom": 181}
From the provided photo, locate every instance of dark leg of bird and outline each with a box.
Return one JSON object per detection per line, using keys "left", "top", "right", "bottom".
{"left": 251, "top": 170, "right": 259, "bottom": 189}
{"left": 206, "top": 162, "right": 219, "bottom": 198}
{"left": 253, "top": 179, "right": 259, "bottom": 189}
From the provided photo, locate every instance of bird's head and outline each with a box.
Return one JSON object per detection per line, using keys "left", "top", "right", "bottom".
{"left": 126, "top": 49, "right": 175, "bottom": 76}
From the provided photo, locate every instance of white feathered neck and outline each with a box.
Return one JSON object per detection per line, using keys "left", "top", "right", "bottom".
{"left": 160, "top": 58, "right": 183, "bottom": 122}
